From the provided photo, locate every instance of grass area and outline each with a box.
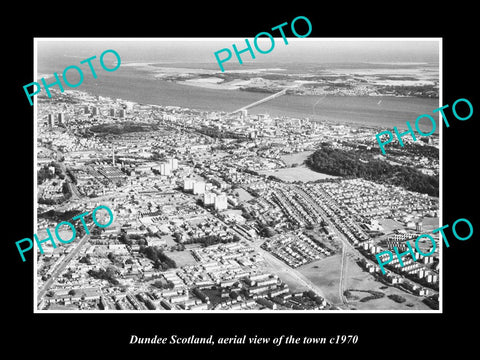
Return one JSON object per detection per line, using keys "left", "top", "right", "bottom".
{"left": 344, "top": 254, "right": 432, "bottom": 310}
{"left": 345, "top": 289, "right": 385, "bottom": 302}
{"left": 258, "top": 165, "right": 337, "bottom": 183}
{"left": 377, "top": 218, "right": 405, "bottom": 232}
{"left": 280, "top": 151, "right": 314, "bottom": 166}
{"left": 89, "top": 122, "right": 161, "bottom": 135}
{"left": 163, "top": 250, "right": 198, "bottom": 268}
{"left": 421, "top": 217, "right": 439, "bottom": 232}
{"left": 233, "top": 187, "right": 254, "bottom": 202}
{"left": 297, "top": 255, "right": 343, "bottom": 304}
{"left": 378, "top": 217, "right": 438, "bottom": 234}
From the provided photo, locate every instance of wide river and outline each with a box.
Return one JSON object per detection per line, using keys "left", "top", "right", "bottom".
{"left": 40, "top": 65, "right": 439, "bottom": 131}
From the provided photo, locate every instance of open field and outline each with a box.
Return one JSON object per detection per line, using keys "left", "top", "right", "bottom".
{"left": 164, "top": 249, "right": 198, "bottom": 268}
{"left": 378, "top": 217, "right": 439, "bottom": 234}
{"left": 343, "top": 254, "right": 432, "bottom": 310}
{"left": 258, "top": 164, "right": 337, "bottom": 183}
{"left": 421, "top": 217, "right": 440, "bottom": 232}
{"left": 296, "top": 249, "right": 433, "bottom": 310}
{"left": 297, "top": 255, "right": 343, "bottom": 304}
{"left": 233, "top": 187, "right": 254, "bottom": 202}
{"left": 280, "top": 151, "right": 314, "bottom": 166}
{"left": 377, "top": 218, "right": 405, "bottom": 232}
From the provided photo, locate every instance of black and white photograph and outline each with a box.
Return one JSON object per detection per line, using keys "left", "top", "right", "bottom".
{"left": 6, "top": 6, "right": 478, "bottom": 356}
{"left": 33, "top": 38, "right": 441, "bottom": 313}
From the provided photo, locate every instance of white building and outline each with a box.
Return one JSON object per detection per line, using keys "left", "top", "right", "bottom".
{"left": 193, "top": 181, "right": 206, "bottom": 195}
{"left": 204, "top": 192, "right": 215, "bottom": 206}
{"left": 160, "top": 162, "right": 172, "bottom": 176}
{"left": 183, "top": 179, "right": 194, "bottom": 191}
{"left": 166, "top": 158, "right": 178, "bottom": 171}
{"left": 214, "top": 194, "right": 228, "bottom": 211}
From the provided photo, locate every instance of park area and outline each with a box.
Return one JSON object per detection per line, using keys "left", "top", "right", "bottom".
{"left": 296, "top": 248, "right": 433, "bottom": 310}
{"left": 258, "top": 165, "right": 336, "bottom": 183}
{"left": 342, "top": 257, "right": 433, "bottom": 310}
{"left": 257, "top": 151, "right": 337, "bottom": 183}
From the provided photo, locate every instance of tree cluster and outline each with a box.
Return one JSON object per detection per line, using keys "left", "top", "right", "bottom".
{"left": 37, "top": 162, "right": 66, "bottom": 184}
{"left": 118, "top": 233, "right": 133, "bottom": 246}
{"left": 107, "top": 252, "right": 124, "bottom": 267}
{"left": 152, "top": 280, "right": 175, "bottom": 290}
{"left": 88, "top": 267, "right": 119, "bottom": 285}
{"left": 387, "top": 294, "right": 406, "bottom": 303}
{"left": 37, "top": 166, "right": 55, "bottom": 184}
{"left": 184, "top": 234, "right": 239, "bottom": 247}
{"left": 118, "top": 233, "right": 148, "bottom": 247}
{"left": 306, "top": 145, "right": 438, "bottom": 196}
{"left": 260, "top": 226, "right": 276, "bottom": 238}
{"left": 139, "top": 246, "right": 176, "bottom": 270}
{"left": 79, "top": 254, "right": 92, "bottom": 265}
{"left": 66, "top": 168, "right": 77, "bottom": 184}
{"left": 359, "top": 291, "right": 385, "bottom": 303}
{"left": 38, "top": 209, "right": 84, "bottom": 222}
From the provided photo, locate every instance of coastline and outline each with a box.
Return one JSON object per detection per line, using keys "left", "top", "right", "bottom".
{"left": 75, "top": 86, "right": 439, "bottom": 136}
{"left": 77, "top": 81, "right": 439, "bottom": 132}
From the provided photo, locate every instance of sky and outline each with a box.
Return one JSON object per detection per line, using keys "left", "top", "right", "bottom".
{"left": 36, "top": 38, "right": 440, "bottom": 65}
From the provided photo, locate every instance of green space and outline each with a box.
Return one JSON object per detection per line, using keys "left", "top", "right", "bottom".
{"left": 377, "top": 219, "right": 405, "bottom": 232}
{"left": 388, "top": 294, "right": 407, "bottom": 303}
{"left": 151, "top": 279, "right": 175, "bottom": 290}
{"left": 258, "top": 164, "right": 336, "bottom": 183}
{"left": 344, "top": 257, "right": 432, "bottom": 310}
{"left": 38, "top": 208, "right": 85, "bottom": 222}
{"left": 163, "top": 250, "right": 198, "bottom": 268}
{"left": 89, "top": 122, "right": 161, "bottom": 135}
{"left": 306, "top": 144, "right": 438, "bottom": 196}
{"left": 297, "top": 255, "right": 343, "bottom": 304}
{"left": 233, "top": 187, "right": 254, "bottom": 202}
{"left": 421, "top": 217, "right": 440, "bottom": 232}
{"left": 280, "top": 151, "right": 314, "bottom": 166}
{"left": 139, "top": 246, "right": 177, "bottom": 270}
{"left": 88, "top": 267, "right": 119, "bottom": 285}
{"left": 345, "top": 289, "right": 385, "bottom": 302}
{"left": 174, "top": 233, "right": 240, "bottom": 247}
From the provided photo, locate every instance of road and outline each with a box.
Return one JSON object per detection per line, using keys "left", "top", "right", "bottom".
{"left": 67, "top": 180, "right": 81, "bottom": 199}
{"left": 222, "top": 217, "right": 330, "bottom": 302}
{"left": 338, "top": 242, "right": 348, "bottom": 305}
{"left": 252, "top": 240, "right": 329, "bottom": 301}
{"left": 294, "top": 186, "right": 354, "bottom": 306}
{"left": 322, "top": 221, "right": 356, "bottom": 307}
{"left": 37, "top": 225, "right": 94, "bottom": 302}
